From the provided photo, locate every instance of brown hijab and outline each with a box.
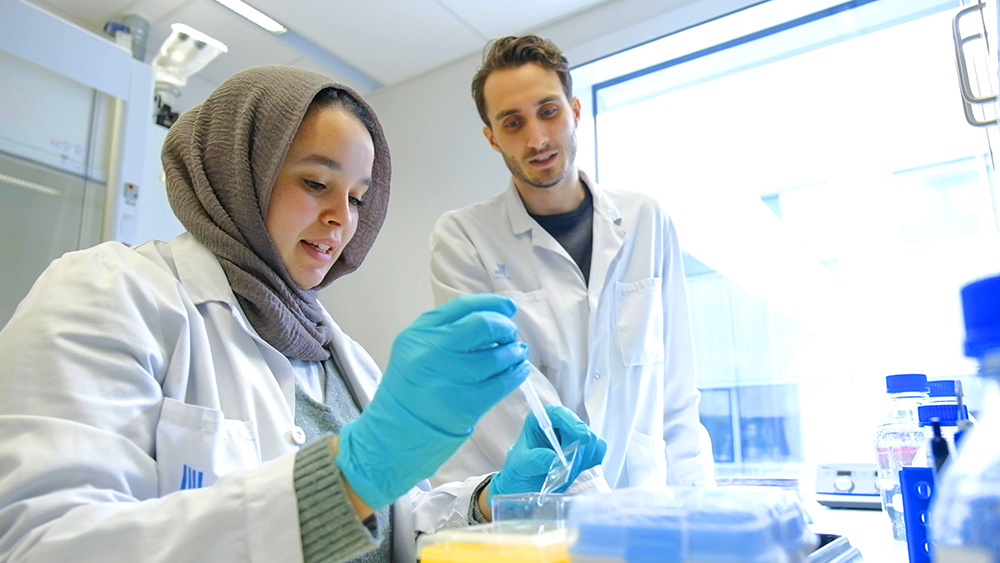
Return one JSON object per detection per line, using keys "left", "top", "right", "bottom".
{"left": 161, "top": 65, "right": 390, "bottom": 361}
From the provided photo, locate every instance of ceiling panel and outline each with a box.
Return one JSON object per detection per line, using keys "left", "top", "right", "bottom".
{"left": 437, "top": 0, "right": 612, "bottom": 39}
{"left": 143, "top": 1, "right": 315, "bottom": 87}
{"left": 27, "top": 0, "right": 138, "bottom": 32}
{"left": 280, "top": 55, "right": 368, "bottom": 93}
{"left": 254, "top": 0, "right": 486, "bottom": 85}
{"left": 124, "top": 0, "right": 190, "bottom": 25}
{"left": 20, "top": 0, "right": 635, "bottom": 94}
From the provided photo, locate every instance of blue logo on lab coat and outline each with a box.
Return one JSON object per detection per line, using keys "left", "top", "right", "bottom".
{"left": 180, "top": 464, "right": 204, "bottom": 490}
{"left": 493, "top": 264, "right": 509, "bottom": 279}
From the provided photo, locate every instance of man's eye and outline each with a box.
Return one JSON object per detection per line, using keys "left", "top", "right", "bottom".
{"left": 504, "top": 119, "right": 520, "bottom": 129}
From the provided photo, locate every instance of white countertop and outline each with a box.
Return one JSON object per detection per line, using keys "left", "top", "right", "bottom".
{"left": 805, "top": 501, "right": 911, "bottom": 562}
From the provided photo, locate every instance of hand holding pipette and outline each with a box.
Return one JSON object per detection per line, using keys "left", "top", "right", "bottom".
{"left": 520, "top": 375, "right": 569, "bottom": 467}
{"left": 487, "top": 402, "right": 607, "bottom": 503}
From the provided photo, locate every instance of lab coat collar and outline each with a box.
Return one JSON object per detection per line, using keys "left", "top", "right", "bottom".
{"left": 170, "top": 232, "right": 275, "bottom": 353}
{"left": 580, "top": 170, "right": 622, "bottom": 227}
{"left": 503, "top": 170, "right": 623, "bottom": 235}
{"left": 169, "top": 232, "right": 239, "bottom": 306}
{"left": 169, "top": 232, "right": 377, "bottom": 410}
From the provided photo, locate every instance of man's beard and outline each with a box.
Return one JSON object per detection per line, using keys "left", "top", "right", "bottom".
{"left": 502, "top": 135, "right": 577, "bottom": 190}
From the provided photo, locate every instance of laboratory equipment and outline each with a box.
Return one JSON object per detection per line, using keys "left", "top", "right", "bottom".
{"left": 899, "top": 466, "right": 934, "bottom": 563}
{"left": 491, "top": 492, "right": 574, "bottom": 531}
{"left": 874, "top": 373, "right": 929, "bottom": 541}
{"left": 521, "top": 372, "right": 569, "bottom": 468}
{"left": 416, "top": 521, "right": 569, "bottom": 563}
{"left": 519, "top": 367, "right": 573, "bottom": 498}
{"left": 915, "top": 404, "right": 966, "bottom": 471}
{"left": 814, "top": 463, "right": 881, "bottom": 510}
{"left": 927, "top": 380, "right": 965, "bottom": 406}
{"left": 928, "top": 274, "right": 1000, "bottom": 562}
{"left": 927, "top": 379, "right": 975, "bottom": 445}
{"left": 810, "top": 534, "right": 864, "bottom": 563}
{"left": 567, "top": 487, "right": 817, "bottom": 563}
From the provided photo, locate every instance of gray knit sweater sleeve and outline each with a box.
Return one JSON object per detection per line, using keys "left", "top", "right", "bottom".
{"left": 294, "top": 438, "right": 378, "bottom": 562}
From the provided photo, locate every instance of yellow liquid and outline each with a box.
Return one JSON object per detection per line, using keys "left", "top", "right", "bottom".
{"left": 419, "top": 540, "right": 569, "bottom": 563}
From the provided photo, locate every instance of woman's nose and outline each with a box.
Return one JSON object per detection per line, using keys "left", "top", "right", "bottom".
{"left": 320, "top": 194, "right": 351, "bottom": 226}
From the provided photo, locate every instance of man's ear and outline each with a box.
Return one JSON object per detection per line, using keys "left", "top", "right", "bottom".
{"left": 483, "top": 126, "right": 501, "bottom": 153}
{"left": 571, "top": 97, "right": 582, "bottom": 125}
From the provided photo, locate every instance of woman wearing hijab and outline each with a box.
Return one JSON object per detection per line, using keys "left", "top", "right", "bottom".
{"left": 0, "top": 66, "right": 605, "bottom": 562}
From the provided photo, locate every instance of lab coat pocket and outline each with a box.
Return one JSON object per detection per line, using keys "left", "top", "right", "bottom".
{"left": 155, "top": 398, "right": 262, "bottom": 495}
{"left": 626, "top": 430, "right": 668, "bottom": 489}
{"left": 614, "top": 278, "right": 664, "bottom": 366}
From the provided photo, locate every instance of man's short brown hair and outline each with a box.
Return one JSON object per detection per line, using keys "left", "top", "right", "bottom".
{"left": 471, "top": 35, "right": 572, "bottom": 127}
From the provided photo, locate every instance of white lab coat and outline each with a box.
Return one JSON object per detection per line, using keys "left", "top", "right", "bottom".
{"left": 0, "top": 233, "right": 483, "bottom": 563}
{"left": 430, "top": 172, "right": 713, "bottom": 490}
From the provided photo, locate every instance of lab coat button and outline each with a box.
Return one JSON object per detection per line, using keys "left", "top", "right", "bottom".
{"left": 287, "top": 426, "right": 306, "bottom": 445}
{"left": 448, "top": 520, "right": 464, "bottom": 529}
{"left": 594, "top": 373, "right": 602, "bottom": 380}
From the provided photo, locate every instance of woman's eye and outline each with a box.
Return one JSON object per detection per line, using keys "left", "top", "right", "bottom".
{"left": 304, "top": 179, "right": 325, "bottom": 191}
{"left": 349, "top": 196, "right": 365, "bottom": 208}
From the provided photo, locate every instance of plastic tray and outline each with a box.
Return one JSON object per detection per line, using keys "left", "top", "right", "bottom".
{"left": 567, "top": 487, "right": 817, "bottom": 563}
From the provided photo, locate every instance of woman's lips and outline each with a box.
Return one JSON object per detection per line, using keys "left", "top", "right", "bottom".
{"left": 301, "top": 240, "right": 335, "bottom": 261}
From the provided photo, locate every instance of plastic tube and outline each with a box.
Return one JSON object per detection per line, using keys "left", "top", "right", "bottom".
{"left": 520, "top": 376, "right": 569, "bottom": 467}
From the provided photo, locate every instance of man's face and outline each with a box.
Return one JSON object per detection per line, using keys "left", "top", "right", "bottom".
{"left": 482, "top": 63, "right": 581, "bottom": 192}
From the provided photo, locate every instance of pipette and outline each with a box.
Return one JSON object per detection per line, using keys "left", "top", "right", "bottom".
{"left": 520, "top": 370, "right": 569, "bottom": 468}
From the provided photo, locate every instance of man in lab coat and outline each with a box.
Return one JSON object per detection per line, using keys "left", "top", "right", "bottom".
{"left": 429, "top": 34, "right": 715, "bottom": 490}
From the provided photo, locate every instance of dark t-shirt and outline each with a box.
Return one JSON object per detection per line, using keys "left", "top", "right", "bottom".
{"left": 529, "top": 185, "right": 594, "bottom": 285}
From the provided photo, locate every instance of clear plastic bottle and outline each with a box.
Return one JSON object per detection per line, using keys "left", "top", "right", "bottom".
{"left": 874, "top": 373, "right": 929, "bottom": 542}
{"left": 929, "top": 276, "right": 1000, "bottom": 562}
{"left": 927, "top": 380, "right": 963, "bottom": 405}
{"left": 915, "top": 404, "right": 966, "bottom": 471}
{"left": 927, "top": 379, "right": 975, "bottom": 445}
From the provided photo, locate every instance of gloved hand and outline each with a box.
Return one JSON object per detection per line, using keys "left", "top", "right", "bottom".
{"left": 338, "top": 293, "right": 530, "bottom": 508}
{"left": 488, "top": 405, "right": 607, "bottom": 503}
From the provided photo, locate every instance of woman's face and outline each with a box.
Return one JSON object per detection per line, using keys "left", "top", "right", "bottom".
{"left": 266, "top": 105, "right": 374, "bottom": 289}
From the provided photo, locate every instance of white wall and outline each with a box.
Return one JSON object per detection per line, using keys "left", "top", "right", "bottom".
{"left": 317, "top": 54, "right": 505, "bottom": 369}
{"left": 319, "top": 0, "right": 762, "bottom": 368}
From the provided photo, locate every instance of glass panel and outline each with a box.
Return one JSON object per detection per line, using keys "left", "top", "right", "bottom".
{"left": 0, "top": 51, "right": 109, "bottom": 327}
{"left": 576, "top": 0, "right": 1000, "bottom": 477}
{"left": 737, "top": 384, "right": 803, "bottom": 466}
{"left": 698, "top": 388, "right": 736, "bottom": 464}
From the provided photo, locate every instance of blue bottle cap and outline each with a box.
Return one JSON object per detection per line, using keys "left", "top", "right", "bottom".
{"left": 918, "top": 404, "right": 968, "bottom": 426}
{"left": 928, "top": 379, "right": 962, "bottom": 399}
{"left": 886, "top": 373, "right": 929, "bottom": 394}
{"left": 962, "top": 275, "right": 1000, "bottom": 358}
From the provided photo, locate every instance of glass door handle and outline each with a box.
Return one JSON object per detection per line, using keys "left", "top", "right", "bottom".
{"left": 952, "top": 1, "right": 998, "bottom": 126}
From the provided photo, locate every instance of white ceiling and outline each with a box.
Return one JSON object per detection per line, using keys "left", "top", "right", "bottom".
{"left": 26, "top": 0, "right": 615, "bottom": 96}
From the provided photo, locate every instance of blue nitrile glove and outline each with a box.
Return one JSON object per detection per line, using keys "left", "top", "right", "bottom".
{"left": 337, "top": 293, "right": 531, "bottom": 509}
{"left": 488, "top": 405, "right": 607, "bottom": 502}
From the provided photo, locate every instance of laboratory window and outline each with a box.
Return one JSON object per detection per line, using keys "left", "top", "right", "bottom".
{"left": 574, "top": 0, "right": 1000, "bottom": 478}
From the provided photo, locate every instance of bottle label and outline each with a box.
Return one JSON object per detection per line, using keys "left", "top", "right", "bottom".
{"left": 934, "top": 544, "right": 992, "bottom": 563}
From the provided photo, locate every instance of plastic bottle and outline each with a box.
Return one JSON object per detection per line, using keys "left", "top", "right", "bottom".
{"left": 874, "top": 373, "right": 929, "bottom": 542}
{"left": 929, "top": 276, "right": 1000, "bottom": 562}
{"left": 915, "top": 404, "right": 966, "bottom": 472}
{"left": 928, "top": 379, "right": 975, "bottom": 446}
{"left": 121, "top": 14, "right": 149, "bottom": 61}
{"left": 927, "top": 380, "right": 961, "bottom": 404}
